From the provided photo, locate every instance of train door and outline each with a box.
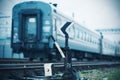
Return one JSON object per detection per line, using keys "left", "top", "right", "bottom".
{"left": 19, "top": 9, "right": 42, "bottom": 42}
{"left": 25, "top": 16, "right": 37, "bottom": 42}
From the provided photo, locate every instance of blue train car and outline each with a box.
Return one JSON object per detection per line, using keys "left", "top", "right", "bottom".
{"left": 11, "top": 1, "right": 55, "bottom": 59}
{"left": 0, "top": 15, "right": 23, "bottom": 59}
{"left": 102, "top": 38, "right": 116, "bottom": 56}
{"left": 115, "top": 45, "right": 120, "bottom": 56}
{"left": 0, "top": 40, "right": 23, "bottom": 59}
{"left": 11, "top": 1, "right": 120, "bottom": 60}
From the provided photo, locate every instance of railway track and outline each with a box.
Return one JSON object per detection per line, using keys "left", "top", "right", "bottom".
{"left": 0, "top": 60, "right": 120, "bottom": 70}
{"left": 0, "top": 60, "right": 120, "bottom": 79}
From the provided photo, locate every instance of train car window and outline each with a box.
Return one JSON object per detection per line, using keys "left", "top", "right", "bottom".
{"left": 83, "top": 32, "right": 85, "bottom": 40}
{"left": 91, "top": 37, "right": 93, "bottom": 43}
{"left": 94, "top": 38, "right": 96, "bottom": 44}
{"left": 56, "top": 18, "right": 62, "bottom": 28}
{"left": 96, "top": 40, "right": 99, "bottom": 45}
{"left": 87, "top": 34, "right": 89, "bottom": 42}
{"left": 96, "top": 39, "right": 98, "bottom": 45}
{"left": 92, "top": 37, "right": 94, "bottom": 43}
{"left": 79, "top": 31, "right": 82, "bottom": 40}
{"left": 82, "top": 32, "right": 84, "bottom": 40}
{"left": 76, "top": 28, "right": 79, "bottom": 39}
{"left": 74, "top": 27, "right": 76, "bottom": 39}
{"left": 88, "top": 35, "right": 90, "bottom": 42}
{"left": 81, "top": 32, "right": 83, "bottom": 40}
{"left": 53, "top": 18, "right": 57, "bottom": 31}
{"left": 78, "top": 30, "right": 81, "bottom": 39}
{"left": 89, "top": 36, "right": 91, "bottom": 43}
{"left": 25, "top": 17, "right": 37, "bottom": 36}
{"left": 95, "top": 39, "right": 97, "bottom": 44}
{"left": 86, "top": 33, "right": 88, "bottom": 42}
{"left": 86, "top": 34, "right": 87, "bottom": 41}
{"left": 74, "top": 24, "right": 80, "bottom": 39}
{"left": 93, "top": 38, "right": 95, "bottom": 44}
{"left": 84, "top": 32, "right": 86, "bottom": 41}
{"left": 69, "top": 25, "right": 75, "bottom": 38}
{"left": 94, "top": 39, "right": 96, "bottom": 44}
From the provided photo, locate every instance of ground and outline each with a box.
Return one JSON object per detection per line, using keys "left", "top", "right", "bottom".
{"left": 79, "top": 67, "right": 120, "bottom": 80}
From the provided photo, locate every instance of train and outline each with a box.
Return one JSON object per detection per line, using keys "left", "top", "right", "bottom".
{"left": 11, "top": 1, "right": 120, "bottom": 61}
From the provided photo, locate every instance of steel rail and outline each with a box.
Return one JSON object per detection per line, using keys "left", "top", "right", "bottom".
{"left": 0, "top": 61, "right": 120, "bottom": 70}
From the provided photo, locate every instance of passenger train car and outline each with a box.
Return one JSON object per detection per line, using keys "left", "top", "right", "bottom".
{"left": 11, "top": 1, "right": 120, "bottom": 60}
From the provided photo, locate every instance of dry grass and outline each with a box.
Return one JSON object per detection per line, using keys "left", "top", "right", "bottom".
{"left": 79, "top": 67, "right": 120, "bottom": 80}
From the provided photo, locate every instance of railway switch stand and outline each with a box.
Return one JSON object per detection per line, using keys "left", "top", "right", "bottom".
{"left": 61, "top": 22, "right": 81, "bottom": 80}
{"left": 49, "top": 21, "right": 81, "bottom": 79}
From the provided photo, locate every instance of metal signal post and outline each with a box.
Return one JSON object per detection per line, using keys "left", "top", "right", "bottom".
{"left": 61, "top": 22, "right": 72, "bottom": 69}
{"left": 61, "top": 22, "right": 80, "bottom": 80}
{"left": 50, "top": 22, "right": 80, "bottom": 80}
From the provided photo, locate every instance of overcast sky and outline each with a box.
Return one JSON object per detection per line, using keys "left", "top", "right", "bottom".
{"left": 0, "top": 0, "right": 120, "bottom": 30}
